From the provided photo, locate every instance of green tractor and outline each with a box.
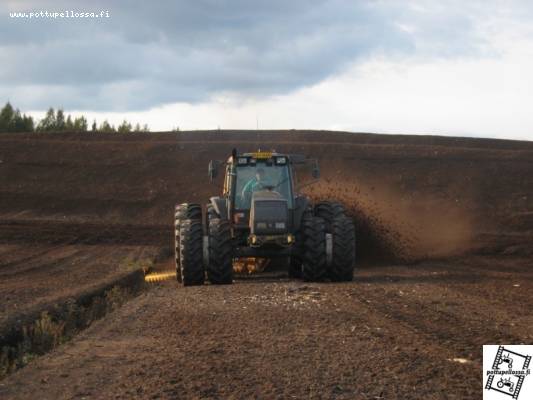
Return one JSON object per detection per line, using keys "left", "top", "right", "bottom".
{"left": 174, "top": 149, "right": 355, "bottom": 286}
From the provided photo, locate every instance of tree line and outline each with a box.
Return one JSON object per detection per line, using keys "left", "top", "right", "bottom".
{"left": 0, "top": 102, "right": 150, "bottom": 133}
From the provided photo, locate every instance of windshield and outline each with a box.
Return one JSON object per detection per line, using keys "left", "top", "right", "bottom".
{"left": 235, "top": 163, "right": 291, "bottom": 209}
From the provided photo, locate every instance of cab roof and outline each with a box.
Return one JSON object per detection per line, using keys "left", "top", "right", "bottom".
{"left": 228, "top": 151, "right": 306, "bottom": 164}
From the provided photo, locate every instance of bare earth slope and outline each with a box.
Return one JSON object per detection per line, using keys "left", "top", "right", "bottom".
{"left": 2, "top": 130, "right": 532, "bottom": 259}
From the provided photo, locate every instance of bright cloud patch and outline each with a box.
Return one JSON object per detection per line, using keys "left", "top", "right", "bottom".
{"left": 4, "top": 0, "right": 533, "bottom": 139}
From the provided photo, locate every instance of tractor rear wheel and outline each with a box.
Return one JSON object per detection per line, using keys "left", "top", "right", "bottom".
{"left": 207, "top": 219, "right": 233, "bottom": 285}
{"left": 329, "top": 215, "right": 356, "bottom": 281}
{"left": 175, "top": 203, "right": 202, "bottom": 220}
{"left": 179, "top": 219, "right": 205, "bottom": 286}
{"left": 315, "top": 201, "right": 356, "bottom": 281}
{"left": 301, "top": 215, "right": 327, "bottom": 282}
{"left": 314, "top": 201, "right": 345, "bottom": 231}
{"left": 174, "top": 203, "right": 202, "bottom": 282}
{"left": 174, "top": 215, "right": 181, "bottom": 282}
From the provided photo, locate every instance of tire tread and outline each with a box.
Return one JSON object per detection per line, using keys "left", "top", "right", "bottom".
{"left": 208, "top": 219, "right": 233, "bottom": 284}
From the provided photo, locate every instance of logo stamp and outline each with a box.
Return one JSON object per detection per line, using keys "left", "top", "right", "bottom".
{"left": 484, "top": 345, "right": 532, "bottom": 399}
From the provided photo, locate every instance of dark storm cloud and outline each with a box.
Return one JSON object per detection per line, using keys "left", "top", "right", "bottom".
{"left": 1, "top": 0, "right": 486, "bottom": 110}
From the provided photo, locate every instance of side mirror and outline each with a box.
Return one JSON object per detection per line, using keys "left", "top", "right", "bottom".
{"left": 208, "top": 160, "right": 218, "bottom": 181}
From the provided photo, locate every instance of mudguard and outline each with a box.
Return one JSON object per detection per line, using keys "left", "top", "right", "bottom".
{"left": 210, "top": 196, "right": 228, "bottom": 220}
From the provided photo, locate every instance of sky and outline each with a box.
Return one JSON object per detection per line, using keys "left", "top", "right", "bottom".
{"left": 2, "top": 0, "right": 533, "bottom": 140}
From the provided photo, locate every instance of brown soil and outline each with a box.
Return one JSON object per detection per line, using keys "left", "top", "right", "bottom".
{"left": 1, "top": 256, "right": 533, "bottom": 399}
{"left": 0, "top": 130, "right": 532, "bottom": 398}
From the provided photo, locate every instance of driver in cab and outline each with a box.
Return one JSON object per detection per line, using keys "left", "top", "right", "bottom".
{"left": 241, "top": 167, "right": 286, "bottom": 208}
{"left": 242, "top": 167, "right": 269, "bottom": 200}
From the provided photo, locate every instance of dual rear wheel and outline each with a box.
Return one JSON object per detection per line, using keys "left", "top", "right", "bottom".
{"left": 174, "top": 203, "right": 233, "bottom": 286}
{"left": 293, "top": 201, "right": 356, "bottom": 282}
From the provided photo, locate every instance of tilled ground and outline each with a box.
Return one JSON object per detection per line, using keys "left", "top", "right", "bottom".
{"left": 1, "top": 130, "right": 533, "bottom": 398}
{"left": 1, "top": 256, "right": 531, "bottom": 399}
{"left": 0, "top": 242, "right": 161, "bottom": 334}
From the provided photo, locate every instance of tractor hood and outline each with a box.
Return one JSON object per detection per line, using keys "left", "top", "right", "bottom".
{"left": 249, "top": 191, "right": 289, "bottom": 235}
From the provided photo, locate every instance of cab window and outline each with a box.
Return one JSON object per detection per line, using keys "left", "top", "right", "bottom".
{"left": 234, "top": 163, "right": 291, "bottom": 209}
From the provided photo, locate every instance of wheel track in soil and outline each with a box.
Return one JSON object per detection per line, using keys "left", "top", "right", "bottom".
{"left": 349, "top": 284, "right": 525, "bottom": 363}
{"left": 0, "top": 244, "right": 73, "bottom": 270}
{"left": 395, "top": 260, "right": 533, "bottom": 317}
{"left": 0, "top": 219, "right": 168, "bottom": 246}
{"left": 0, "top": 244, "right": 126, "bottom": 280}
{"left": 0, "top": 247, "right": 86, "bottom": 278}
{"left": 330, "top": 285, "right": 480, "bottom": 397}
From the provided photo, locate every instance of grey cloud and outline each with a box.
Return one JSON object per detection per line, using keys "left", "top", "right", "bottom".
{"left": 1, "top": 0, "right": 490, "bottom": 111}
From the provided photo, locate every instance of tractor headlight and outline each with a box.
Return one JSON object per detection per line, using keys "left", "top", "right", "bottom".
{"left": 275, "top": 222, "right": 286, "bottom": 229}
{"left": 257, "top": 222, "right": 267, "bottom": 229}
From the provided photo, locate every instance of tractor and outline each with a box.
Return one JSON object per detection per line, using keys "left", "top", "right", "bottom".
{"left": 174, "top": 149, "right": 356, "bottom": 286}
{"left": 497, "top": 377, "right": 515, "bottom": 392}
{"left": 498, "top": 354, "right": 513, "bottom": 369}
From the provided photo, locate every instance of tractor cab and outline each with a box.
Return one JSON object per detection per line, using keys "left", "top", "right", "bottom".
{"left": 232, "top": 152, "right": 292, "bottom": 236}
{"left": 208, "top": 150, "right": 315, "bottom": 250}
{"left": 233, "top": 154, "right": 292, "bottom": 211}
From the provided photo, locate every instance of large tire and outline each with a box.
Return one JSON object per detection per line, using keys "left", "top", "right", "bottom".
{"left": 174, "top": 203, "right": 202, "bottom": 282}
{"left": 301, "top": 215, "right": 327, "bottom": 282}
{"left": 329, "top": 215, "right": 356, "bottom": 281}
{"left": 314, "top": 201, "right": 345, "bottom": 231}
{"left": 207, "top": 219, "right": 233, "bottom": 285}
{"left": 175, "top": 203, "right": 202, "bottom": 220}
{"left": 289, "top": 208, "right": 313, "bottom": 279}
{"left": 174, "top": 214, "right": 181, "bottom": 282}
{"left": 179, "top": 219, "right": 205, "bottom": 286}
